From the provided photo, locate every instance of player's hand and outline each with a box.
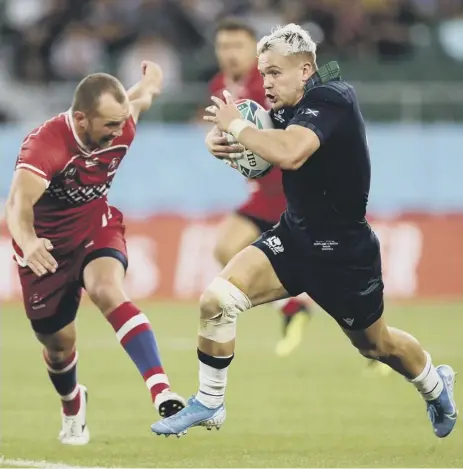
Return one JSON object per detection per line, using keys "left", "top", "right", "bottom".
{"left": 204, "top": 90, "right": 242, "bottom": 132}
{"left": 205, "top": 126, "right": 244, "bottom": 168}
{"left": 141, "top": 60, "right": 163, "bottom": 96}
{"left": 22, "top": 237, "right": 58, "bottom": 277}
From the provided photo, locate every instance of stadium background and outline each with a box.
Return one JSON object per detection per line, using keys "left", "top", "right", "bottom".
{"left": 0, "top": 1, "right": 462, "bottom": 468}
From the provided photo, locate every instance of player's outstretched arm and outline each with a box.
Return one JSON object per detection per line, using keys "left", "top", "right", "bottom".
{"left": 204, "top": 91, "right": 320, "bottom": 170}
{"left": 128, "top": 61, "right": 163, "bottom": 123}
{"left": 6, "top": 170, "right": 58, "bottom": 276}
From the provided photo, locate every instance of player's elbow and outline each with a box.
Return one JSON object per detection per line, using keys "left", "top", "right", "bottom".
{"left": 279, "top": 127, "right": 319, "bottom": 170}
{"left": 131, "top": 95, "right": 153, "bottom": 116}
{"left": 280, "top": 151, "right": 309, "bottom": 171}
{"left": 138, "top": 95, "right": 152, "bottom": 113}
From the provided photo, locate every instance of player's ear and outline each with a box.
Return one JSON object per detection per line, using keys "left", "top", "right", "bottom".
{"left": 302, "top": 61, "right": 313, "bottom": 82}
{"left": 73, "top": 111, "right": 88, "bottom": 128}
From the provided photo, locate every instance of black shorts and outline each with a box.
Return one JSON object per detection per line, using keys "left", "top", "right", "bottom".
{"left": 252, "top": 218, "right": 384, "bottom": 330}
{"left": 236, "top": 211, "right": 276, "bottom": 235}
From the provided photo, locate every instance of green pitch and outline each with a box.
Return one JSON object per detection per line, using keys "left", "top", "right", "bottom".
{"left": 1, "top": 300, "right": 462, "bottom": 468}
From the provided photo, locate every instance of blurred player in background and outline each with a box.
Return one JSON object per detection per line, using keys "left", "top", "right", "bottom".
{"left": 210, "top": 18, "right": 311, "bottom": 357}
{"left": 5, "top": 62, "right": 185, "bottom": 445}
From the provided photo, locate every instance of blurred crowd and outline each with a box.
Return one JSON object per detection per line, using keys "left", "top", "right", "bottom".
{"left": 1, "top": 0, "right": 463, "bottom": 89}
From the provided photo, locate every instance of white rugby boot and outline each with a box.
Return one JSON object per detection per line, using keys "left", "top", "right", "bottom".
{"left": 58, "top": 384, "right": 90, "bottom": 445}
{"left": 155, "top": 389, "right": 186, "bottom": 417}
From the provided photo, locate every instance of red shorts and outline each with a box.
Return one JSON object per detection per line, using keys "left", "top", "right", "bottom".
{"left": 18, "top": 207, "right": 127, "bottom": 334}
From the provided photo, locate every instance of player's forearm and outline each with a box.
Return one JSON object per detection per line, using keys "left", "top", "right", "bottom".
{"left": 236, "top": 127, "right": 301, "bottom": 170}
{"left": 5, "top": 198, "right": 37, "bottom": 249}
{"left": 127, "top": 78, "right": 160, "bottom": 112}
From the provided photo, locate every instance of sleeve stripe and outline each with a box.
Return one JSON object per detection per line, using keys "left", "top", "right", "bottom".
{"left": 16, "top": 163, "right": 47, "bottom": 177}
{"left": 16, "top": 164, "right": 50, "bottom": 188}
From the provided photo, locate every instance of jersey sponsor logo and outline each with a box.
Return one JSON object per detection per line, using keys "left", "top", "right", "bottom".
{"left": 263, "top": 235, "right": 284, "bottom": 255}
{"left": 302, "top": 108, "right": 319, "bottom": 116}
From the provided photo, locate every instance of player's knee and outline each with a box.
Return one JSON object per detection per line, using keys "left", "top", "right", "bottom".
{"left": 45, "top": 346, "right": 74, "bottom": 364}
{"left": 36, "top": 327, "right": 76, "bottom": 363}
{"left": 199, "top": 288, "right": 223, "bottom": 320}
{"left": 199, "top": 277, "right": 252, "bottom": 343}
{"left": 41, "top": 336, "right": 75, "bottom": 364}
{"left": 86, "top": 279, "right": 122, "bottom": 314}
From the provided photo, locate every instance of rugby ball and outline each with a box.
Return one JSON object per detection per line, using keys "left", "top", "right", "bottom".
{"left": 225, "top": 99, "right": 273, "bottom": 179}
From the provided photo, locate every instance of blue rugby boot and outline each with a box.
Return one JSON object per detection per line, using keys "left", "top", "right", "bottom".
{"left": 151, "top": 396, "right": 226, "bottom": 437}
{"left": 426, "top": 365, "right": 458, "bottom": 438}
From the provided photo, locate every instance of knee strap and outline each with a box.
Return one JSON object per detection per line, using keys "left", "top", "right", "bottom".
{"left": 199, "top": 277, "right": 252, "bottom": 343}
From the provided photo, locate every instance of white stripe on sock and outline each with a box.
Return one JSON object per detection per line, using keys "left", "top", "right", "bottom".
{"left": 146, "top": 373, "right": 169, "bottom": 390}
{"left": 411, "top": 352, "right": 444, "bottom": 401}
{"left": 116, "top": 313, "right": 149, "bottom": 342}
{"left": 61, "top": 384, "right": 80, "bottom": 401}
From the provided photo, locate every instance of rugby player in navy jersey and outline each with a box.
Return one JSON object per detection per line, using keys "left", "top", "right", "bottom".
{"left": 151, "top": 24, "right": 457, "bottom": 439}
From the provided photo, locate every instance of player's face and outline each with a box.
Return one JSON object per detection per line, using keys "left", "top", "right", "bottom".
{"left": 78, "top": 93, "right": 131, "bottom": 149}
{"left": 258, "top": 50, "right": 314, "bottom": 110}
{"left": 215, "top": 30, "right": 257, "bottom": 80}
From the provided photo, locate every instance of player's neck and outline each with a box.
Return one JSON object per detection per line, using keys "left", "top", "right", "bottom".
{"left": 293, "top": 91, "right": 305, "bottom": 108}
{"left": 72, "top": 117, "right": 107, "bottom": 152}
{"left": 70, "top": 116, "right": 92, "bottom": 152}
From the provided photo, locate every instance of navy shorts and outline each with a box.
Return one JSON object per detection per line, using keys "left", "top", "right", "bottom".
{"left": 252, "top": 218, "right": 384, "bottom": 330}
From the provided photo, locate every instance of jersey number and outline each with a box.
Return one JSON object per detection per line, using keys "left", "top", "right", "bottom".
{"left": 101, "top": 203, "right": 113, "bottom": 227}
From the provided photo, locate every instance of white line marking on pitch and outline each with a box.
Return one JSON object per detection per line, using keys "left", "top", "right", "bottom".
{"left": 0, "top": 458, "right": 99, "bottom": 469}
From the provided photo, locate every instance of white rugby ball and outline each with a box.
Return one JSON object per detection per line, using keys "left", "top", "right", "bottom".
{"left": 225, "top": 99, "right": 273, "bottom": 179}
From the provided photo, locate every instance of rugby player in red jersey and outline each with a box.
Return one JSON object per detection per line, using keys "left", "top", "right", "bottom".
{"left": 5, "top": 61, "right": 185, "bottom": 445}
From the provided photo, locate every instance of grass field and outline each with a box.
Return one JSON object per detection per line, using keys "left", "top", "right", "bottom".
{"left": 1, "top": 300, "right": 462, "bottom": 468}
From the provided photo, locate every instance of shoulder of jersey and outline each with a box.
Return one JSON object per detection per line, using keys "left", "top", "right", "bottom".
{"left": 302, "top": 82, "right": 352, "bottom": 107}
{"left": 22, "top": 112, "right": 69, "bottom": 147}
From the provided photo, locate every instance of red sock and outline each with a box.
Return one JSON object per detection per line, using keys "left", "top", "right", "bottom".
{"left": 61, "top": 385, "right": 81, "bottom": 416}
{"left": 107, "top": 302, "right": 170, "bottom": 405}
{"left": 281, "top": 298, "right": 307, "bottom": 317}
